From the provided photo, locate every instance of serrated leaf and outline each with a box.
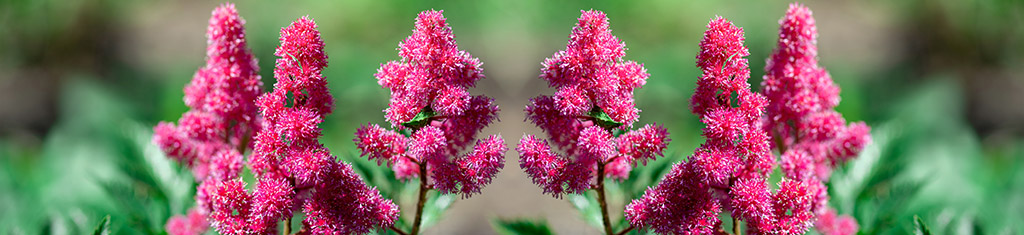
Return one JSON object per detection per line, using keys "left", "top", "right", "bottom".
{"left": 401, "top": 107, "right": 437, "bottom": 130}
{"left": 587, "top": 107, "right": 623, "bottom": 130}
{"left": 492, "top": 218, "right": 555, "bottom": 235}
{"left": 92, "top": 215, "right": 110, "bottom": 235}
{"left": 914, "top": 215, "right": 931, "bottom": 235}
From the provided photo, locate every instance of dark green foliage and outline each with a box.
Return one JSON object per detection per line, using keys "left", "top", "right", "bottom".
{"left": 493, "top": 218, "right": 555, "bottom": 235}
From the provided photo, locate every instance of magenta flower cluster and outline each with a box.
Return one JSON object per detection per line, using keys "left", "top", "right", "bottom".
{"left": 355, "top": 10, "right": 506, "bottom": 198}
{"left": 154, "top": 4, "right": 398, "bottom": 235}
{"left": 154, "top": 4, "right": 260, "bottom": 234}
{"left": 625, "top": 17, "right": 821, "bottom": 234}
{"left": 153, "top": 3, "right": 262, "bottom": 186}
{"left": 761, "top": 4, "right": 870, "bottom": 235}
{"left": 376, "top": 10, "right": 485, "bottom": 126}
{"left": 540, "top": 10, "right": 649, "bottom": 126}
{"left": 517, "top": 10, "right": 670, "bottom": 198}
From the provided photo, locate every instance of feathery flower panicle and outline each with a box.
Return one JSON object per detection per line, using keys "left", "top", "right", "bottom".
{"left": 152, "top": 3, "right": 263, "bottom": 234}
{"left": 540, "top": 10, "right": 647, "bottom": 126}
{"left": 376, "top": 10, "right": 484, "bottom": 126}
{"left": 205, "top": 16, "right": 399, "bottom": 234}
{"left": 355, "top": 10, "right": 505, "bottom": 199}
{"left": 153, "top": 3, "right": 262, "bottom": 181}
{"left": 761, "top": 3, "right": 872, "bottom": 233}
{"left": 518, "top": 10, "right": 670, "bottom": 199}
{"left": 626, "top": 16, "right": 818, "bottom": 234}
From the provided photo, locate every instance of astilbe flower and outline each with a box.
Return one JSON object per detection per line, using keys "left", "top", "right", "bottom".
{"left": 354, "top": 10, "right": 505, "bottom": 199}
{"left": 517, "top": 10, "right": 670, "bottom": 199}
{"left": 625, "top": 17, "right": 821, "bottom": 234}
{"left": 540, "top": 10, "right": 648, "bottom": 126}
{"left": 153, "top": 3, "right": 261, "bottom": 182}
{"left": 152, "top": 3, "right": 261, "bottom": 234}
{"left": 761, "top": 4, "right": 871, "bottom": 235}
{"left": 206, "top": 16, "right": 399, "bottom": 234}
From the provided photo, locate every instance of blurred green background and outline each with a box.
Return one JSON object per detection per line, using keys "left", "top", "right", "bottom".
{"left": 1, "top": 0, "right": 1023, "bottom": 234}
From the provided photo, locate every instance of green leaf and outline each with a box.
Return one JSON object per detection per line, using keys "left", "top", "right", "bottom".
{"left": 419, "top": 191, "right": 456, "bottom": 229}
{"left": 914, "top": 215, "right": 931, "bottom": 235}
{"left": 92, "top": 215, "right": 110, "bottom": 235}
{"left": 401, "top": 107, "right": 438, "bottom": 130}
{"left": 568, "top": 192, "right": 604, "bottom": 228}
{"left": 587, "top": 106, "right": 623, "bottom": 130}
{"left": 492, "top": 218, "right": 555, "bottom": 235}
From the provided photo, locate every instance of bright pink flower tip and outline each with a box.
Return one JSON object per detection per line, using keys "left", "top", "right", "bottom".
{"left": 275, "top": 16, "right": 328, "bottom": 78}
{"left": 690, "top": 16, "right": 752, "bottom": 117}
{"left": 379, "top": 10, "right": 484, "bottom": 126}
{"left": 540, "top": 10, "right": 647, "bottom": 126}
{"left": 696, "top": 17, "right": 750, "bottom": 77}
{"left": 271, "top": 16, "right": 334, "bottom": 117}
{"left": 185, "top": 3, "right": 263, "bottom": 127}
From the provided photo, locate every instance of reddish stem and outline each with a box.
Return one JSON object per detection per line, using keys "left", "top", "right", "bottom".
{"left": 596, "top": 163, "right": 613, "bottom": 235}
{"left": 410, "top": 162, "right": 430, "bottom": 235}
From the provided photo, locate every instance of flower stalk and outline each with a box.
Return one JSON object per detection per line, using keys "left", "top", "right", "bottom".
{"left": 410, "top": 162, "right": 429, "bottom": 235}
{"left": 595, "top": 163, "right": 613, "bottom": 235}
{"left": 355, "top": 9, "right": 506, "bottom": 235}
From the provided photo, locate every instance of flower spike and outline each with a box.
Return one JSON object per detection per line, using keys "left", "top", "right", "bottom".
{"left": 518, "top": 10, "right": 670, "bottom": 201}
{"left": 761, "top": 3, "right": 872, "bottom": 234}
{"left": 357, "top": 10, "right": 505, "bottom": 199}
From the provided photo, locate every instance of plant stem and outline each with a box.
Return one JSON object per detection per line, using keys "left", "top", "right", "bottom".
{"left": 236, "top": 127, "right": 251, "bottom": 154}
{"left": 282, "top": 216, "right": 291, "bottom": 235}
{"left": 410, "top": 162, "right": 430, "bottom": 235}
{"left": 614, "top": 224, "right": 635, "bottom": 235}
{"left": 390, "top": 225, "right": 410, "bottom": 235}
{"left": 595, "top": 163, "right": 613, "bottom": 235}
{"left": 733, "top": 217, "right": 741, "bottom": 235}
